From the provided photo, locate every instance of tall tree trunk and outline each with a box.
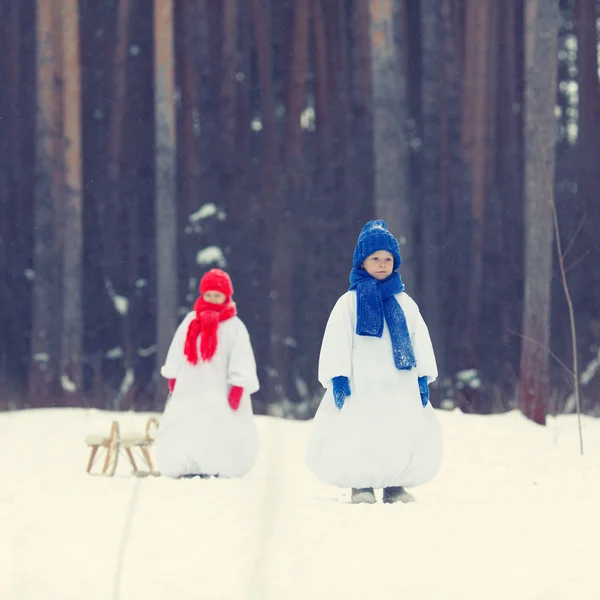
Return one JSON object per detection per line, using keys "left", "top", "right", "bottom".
{"left": 4, "top": 0, "right": 23, "bottom": 214}
{"left": 323, "top": 0, "right": 353, "bottom": 248}
{"left": 2, "top": 0, "right": 25, "bottom": 401}
{"left": 29, "top": 0, "right": 63, "bottom": 405}
{"left": 101, "top": 0, "right": 134, "bottom": 410}
{"left": 197, "top": 0, "right": 220, "bottom": 212}
{"left": 420, "top": 0, "right": 445, "bottom": 377}
{"left": 60, "top": 0, "right": 84, "bottom": 399}
{"left": 312, "top": 0, "right": 333, "bottom": 152}
{"left": 154, "top": 0, "right": 178, "bottom": 407}
{"left": 518, "top": 0, "right": 559, "bottom": 425}
{"left": 250, "top": 0, "right": 279, "bottom": 405}
{"left": 178, "top": 0, "right": 201, "bottom": 223}
{"left": 231, "top": 0, "right": 253, "bottom": 247}
{"left": 460, "top": 0, "right": 495, "bottom": 372}
{"left": 107, "top": 0, "right": 132, "bottom": 217}
{"left": 574, "top": 0, "right": 600, "bottom": 210}
{"left": 351, "top": 0, "right": 374, "bottom": 229}
{"left": 220, "top": 0, "right": 239, "bottom": 180}
{"left": 177, "top": 0, "right": 204, "bottom": 317}
{"left": 268, "top": 0, "right": 309, "bottom": 404}
{"left": 438, "top": 0, "right": 468, "bottom": 378}
{"left": 369, "top": 0, "right": 413, "bottom": 290}
{"left": 496, "top": 0, "right": 525, "bottom": 388}
{"left": 250, "top": 0, "right": 278, "bottom": 222}
{"left": 574, "top": 0, "right": 600, "bottom": 319}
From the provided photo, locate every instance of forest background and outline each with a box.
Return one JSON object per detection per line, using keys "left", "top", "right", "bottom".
{"left": 0, "top": 0, "right": 599, "bottom": 424}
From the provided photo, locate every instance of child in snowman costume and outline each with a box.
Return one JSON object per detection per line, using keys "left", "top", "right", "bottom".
{"left": 156, "top": 268, "right": 260, "bottom": 479}
{"left": 306, "top": 221, "right": 442, "bottom": 504}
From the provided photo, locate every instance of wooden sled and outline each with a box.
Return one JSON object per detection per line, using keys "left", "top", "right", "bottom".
{"left": 85, "top": 420, "right": 120, "bottom": 476}
{"left": 120, "top": 417, "right": 160, "bottom": 477}
{"left": 85, "top": 417, "right": 160, "bottom": 477}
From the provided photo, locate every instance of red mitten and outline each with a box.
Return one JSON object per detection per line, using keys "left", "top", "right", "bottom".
{"left": 228, "top": 385, "right": 243, "bottom": 411}
{"left": 168, "top": 379, "right": 176, "bottom": 392}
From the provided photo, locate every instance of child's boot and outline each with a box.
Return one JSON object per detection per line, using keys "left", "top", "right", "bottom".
{"left": 351, "top": 487, "right": 376, "bottom": 504}
{"left": 382, "top": 486, "right": 415, "bottom": 504}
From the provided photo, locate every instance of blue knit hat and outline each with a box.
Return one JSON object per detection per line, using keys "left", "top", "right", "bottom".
{"left": 353, "top": 220, "right": 402, "bottom": 270}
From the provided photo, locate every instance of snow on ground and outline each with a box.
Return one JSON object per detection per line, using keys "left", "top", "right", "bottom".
{"left": 2, "top": 407, "right": 599, "bottom": 600}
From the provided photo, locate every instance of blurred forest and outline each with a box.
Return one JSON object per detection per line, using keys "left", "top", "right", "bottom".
{"left": 0, "top": 0, "right": 599, "bottom": 421}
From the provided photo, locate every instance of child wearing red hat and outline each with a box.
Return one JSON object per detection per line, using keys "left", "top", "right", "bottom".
{"left": 156, "top": 269, "right": 260, "bottom": 478}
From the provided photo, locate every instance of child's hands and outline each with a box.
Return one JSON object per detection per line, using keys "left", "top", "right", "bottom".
{"left": 418, "top": 376, "right": 429, "bottom": 407}
{"left": 332, "top": 376, "right": 351, "bottom": 409}
{"left": 228, "top": 385, "right": 244, "bottom": 410}
{"left": 168, "top": 379, "right": 176, "bottom": 392}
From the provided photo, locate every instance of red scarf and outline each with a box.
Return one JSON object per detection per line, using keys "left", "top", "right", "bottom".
{"left": 184, "top": 297, "right": 237, "bottom": 364}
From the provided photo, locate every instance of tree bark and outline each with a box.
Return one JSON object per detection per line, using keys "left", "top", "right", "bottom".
{"left": 105, "top": 0, "right": 133, "bottom": 304}
{"left": 60, "top": 0, "right": 84, "bottom": 399}
{"left": 29, "top": 0, "right": 63, "bottom": 405}
{"left": 518, "top": 0, "right": 559, "bottom": 425}
{"left": 267, "top": 0, "right": 309, "bottom": 404}
{"left": 351, "top": 0, "right": 374, "bottom": 228}
{"left": 496, "top": 0, "right": 524, "bottom": 382}
{"left": 154, "top": 0, "right": 178, "bottom": 407}
{"left": 420, "top": 0, "right": 445, "bottom": 377}
{"left": 250, "top": 0, "right": 278, "bottom": 221}
{"left": 178, "top": 0, "right": 203, "bottom": 292}
{"left": 438, "top": 0, "right": 467, "bottom": 377}
{"left": 249, "top": 0, "right": 279, "bottom": 405}
{"left": 220, "top": 0, "right": 239, "bottom": 177}
{"left": 1, "top": 0, "right": 26, "bottom": 401}
{"left": 178, "top": 0, "right": 201, "bottom": 219}
{"left": 369, "top": 0, "right": 413, "bottom": 291}
{"left": 460, "top": 0, "right": 496, "bottom": 370}
{"left": 107, "top": 0, "right": 132, "bottom": 210}
{"left": 312, "top": 0, "right": 333, "bottom": 150}
{"left": 573, "top": 0, "right": 600, "bottom": 313}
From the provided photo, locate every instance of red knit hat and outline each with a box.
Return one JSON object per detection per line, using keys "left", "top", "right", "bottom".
{"left": 199, "top": 269, "right": 234, "bottom": 300}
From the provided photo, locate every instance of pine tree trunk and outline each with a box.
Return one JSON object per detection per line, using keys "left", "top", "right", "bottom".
{"left": 574, "top": 0, "right": 600, "bottom": 315}
{"left": 107, "top": 0, "right": 132, "bottom": 210}
{"left": 351, "top": 0, "right": 374, "bottom": 229}
{"left": 267, "top": 0, "right": 309, "bottom": 405}
{"left": 250, "top": 0, "right": 278, "bottom": 222}
{"left": 154, "top": 0, "right": 178, "bottom": 407}
{"left": 29, "top": 0, "right": 63, "bottom": 405}
{"left": 60, "top": 0, "right": 84, "bottom": 399}
{"left": 312, "top": 0, "right": 333, "bottom": 151}
{"left": 178, "top": 0, "right": 201, "bottom": 220}
{"left": 250, "top": 0, "right": 279, "bottom": 405}
{"left": 369, "top": 0, "right": 413, "bottom": 290}
{"left": 323, "top": 0, "right": 353, "bottom": 244}
{"left": 496, "top": 0, "right": 525, "bottom": 385}
{"left": 178, "top": 0, "right": 203, "bottom": 289}
{"left": 220, "top": 0, "right": 239, "bottom": 178}
{"left": 439, "top": 0, "right": 468, "bottom": 378}
{"left": 420, "top": 0, "right": 445, "bottom": 378}
{"left": 518, "top": 0, "right": 559, "bottom": 425}
{"left": 1, "top": 0, "right": 25, "bottom": 402}
{"left": 230, "top": 0, "right": 253, "bottom": 247}
{"left": 460, "top": 0, "right": 495, "bottom": 372}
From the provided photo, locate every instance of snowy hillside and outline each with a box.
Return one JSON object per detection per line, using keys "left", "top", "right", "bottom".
{"left": 2, "top": 407, "right": 599, "bottom": 600}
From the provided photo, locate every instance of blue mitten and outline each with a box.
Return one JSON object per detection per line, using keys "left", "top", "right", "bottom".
{"left": 418, "top": 376, "right": 429, "bottom": 407}
{"left": 332, "top": 376, "right": 351, "bottom": 410}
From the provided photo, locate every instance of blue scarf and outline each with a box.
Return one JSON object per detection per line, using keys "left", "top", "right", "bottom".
{"left": 349, "top": 269, "right": 416, "bottom": 371}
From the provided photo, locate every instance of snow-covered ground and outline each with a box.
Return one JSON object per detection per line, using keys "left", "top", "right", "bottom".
{"left": 2, "top": 407, "right": 598, "bottom": 600}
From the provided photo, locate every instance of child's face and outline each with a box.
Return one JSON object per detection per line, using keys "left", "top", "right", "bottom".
{"left": 203, "top": 290, "right": 227, "bottom": 304}
{"left": 362, "top": 250, "right": 394, "bottom": 280}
